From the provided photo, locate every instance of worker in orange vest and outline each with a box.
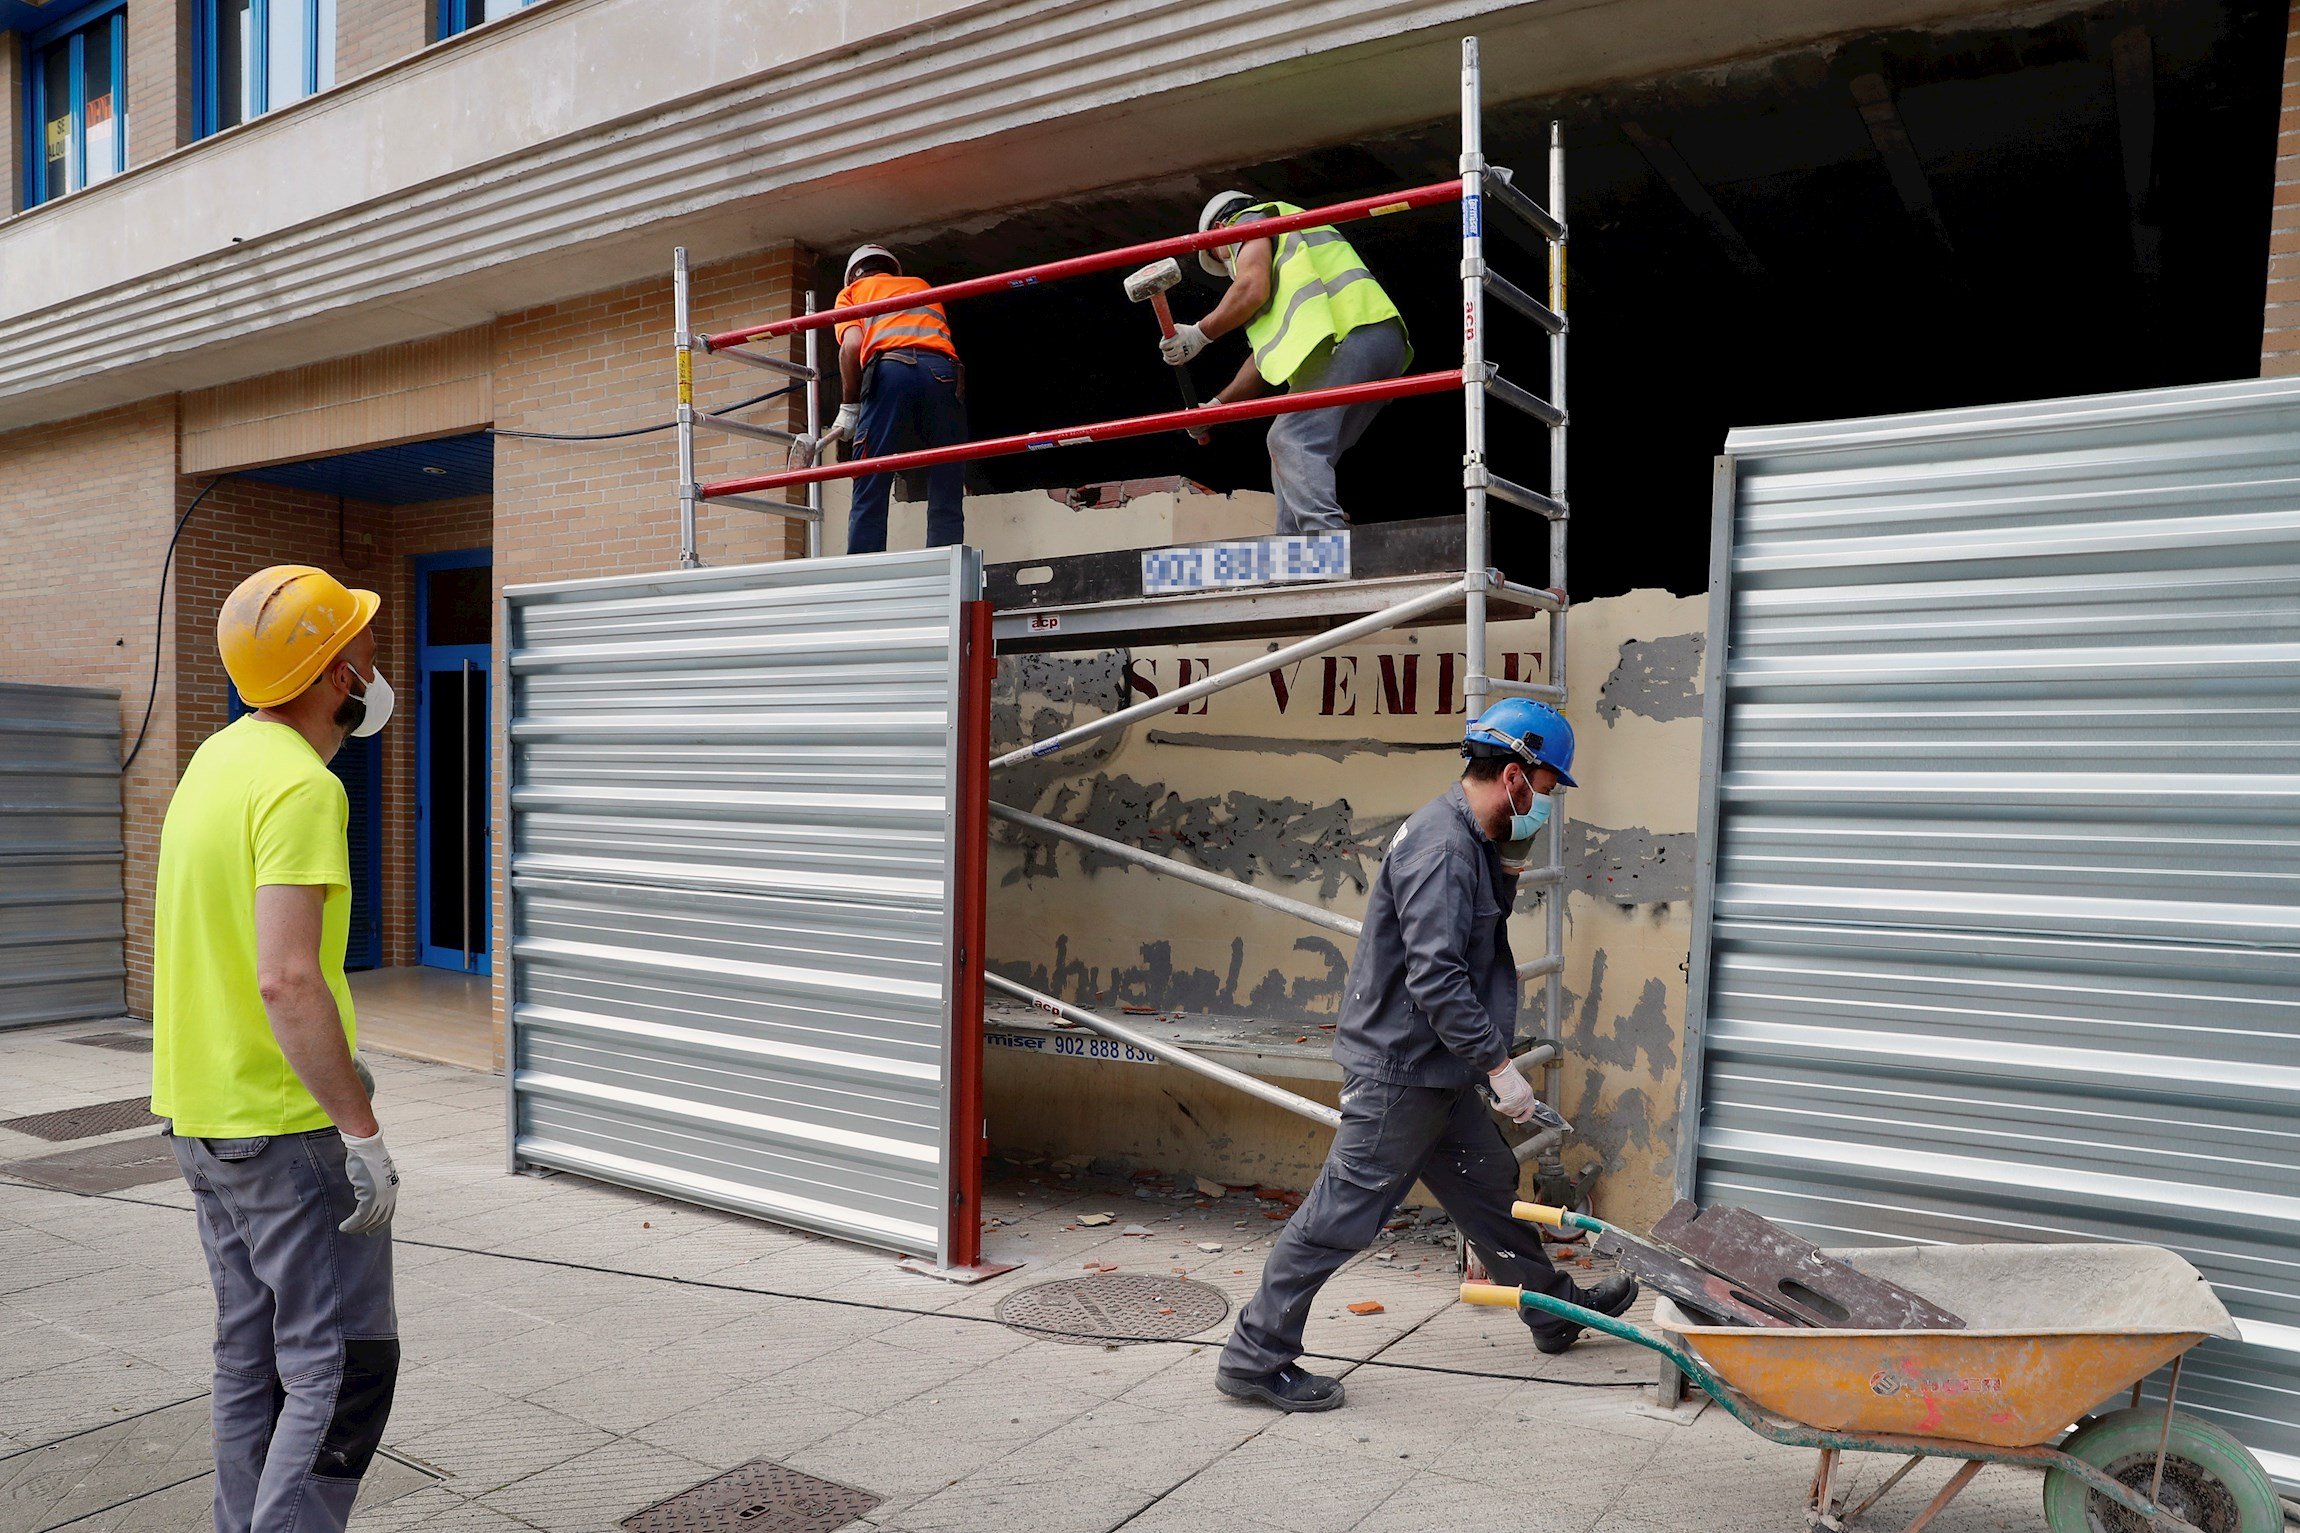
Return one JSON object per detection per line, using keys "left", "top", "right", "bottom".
{"left": 821, "top": 245, "right": 966, "bottom": 553}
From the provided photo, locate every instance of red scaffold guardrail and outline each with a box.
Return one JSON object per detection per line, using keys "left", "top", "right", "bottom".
{"left": 703, "top": 180, "right": 1465, "bottom": 350}
{"left": 696, "top": 369, "right": 1465, "bottom": 502}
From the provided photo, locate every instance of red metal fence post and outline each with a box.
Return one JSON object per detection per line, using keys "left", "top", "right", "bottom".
{"left": 946, "top": 600, "right": 993, "bottom": 1269}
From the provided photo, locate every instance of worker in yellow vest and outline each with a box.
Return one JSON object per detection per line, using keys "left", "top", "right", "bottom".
{"left": 153, "top": 565, "right": 401, "bottom": 1533}
{"left": 1158, "top": 191, "right": 1411, "bottom": 533}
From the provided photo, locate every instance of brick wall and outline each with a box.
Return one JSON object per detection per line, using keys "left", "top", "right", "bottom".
{"left": 126, "top": 0, "right": 193, "bottom": 169}
{"left": 172, "top": 477, "right": 391, "bottom": 754}
{"left": 2265, "top": 4, "right": 2300, "bottom": 373}
{"left": 0, "top": 244, "right": 805, "bottom": 1026}
{"left": 488, "top": 242, "right": 814, "bottom": 1057}
{"left": 338, "top": 0, "right": 431, "bottom": 86}
{"left": 491, "top": 243, "right": 812, "bottom": 586}
{"left": 0, "top": 400, "right": 181, "bottom": 1014}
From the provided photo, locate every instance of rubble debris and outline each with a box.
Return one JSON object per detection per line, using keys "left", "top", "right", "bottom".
{"left": 1347, "top": 1301, "right": 1386, "bottom": 1316}
{"left": 1078, "top": 1213, "right": 1115, "bottom": 1227}
{"left": 1197, "top": 1242, "right": 1224, "bottom": 1253}
{"left": 1194, "top": 1177, "right": 1226, "bottom": 1198}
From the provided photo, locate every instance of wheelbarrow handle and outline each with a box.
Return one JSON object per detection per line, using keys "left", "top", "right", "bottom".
{"left": 1462, "top": 1281, "right": 1653, "bottom": 1348}
{"left": 1511, "top": 1200, "right": 1611, "bottom": 1237}
{"left": 1461, "top": 1281, "right": 1740, "bottom": 1415}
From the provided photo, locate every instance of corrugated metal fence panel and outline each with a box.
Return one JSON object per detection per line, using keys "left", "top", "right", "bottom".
{"left": 1691, "top": 378, "right": 2300, "bottom": 1486}
{"left": 0, "top": 683, "right": 126, "bottom": 1029}
{"left": 504, "top": 550, "right": 981, "bottom": 1263}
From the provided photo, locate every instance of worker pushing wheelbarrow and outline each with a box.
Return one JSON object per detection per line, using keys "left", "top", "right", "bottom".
{"left": 1462, "top": 1203, "right": 2283, "bottom": 1533}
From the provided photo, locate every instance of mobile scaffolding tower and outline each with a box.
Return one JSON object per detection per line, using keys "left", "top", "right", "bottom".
{"left": 670, "top": 38, "right": 1577, "bottom": 1159}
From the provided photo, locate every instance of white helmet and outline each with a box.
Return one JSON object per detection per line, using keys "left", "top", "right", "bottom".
{"left": 1196, "top": 192, "right": 1255, "bottom": 278}
{"left": 844, "top": 244, "right": 900, "bottom": 285}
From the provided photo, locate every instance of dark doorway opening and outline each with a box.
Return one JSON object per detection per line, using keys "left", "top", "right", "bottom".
{"left": 415, "top": 549, "right": 492, "bottom": 975}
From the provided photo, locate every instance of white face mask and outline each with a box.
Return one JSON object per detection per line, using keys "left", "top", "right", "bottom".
{"left": 348, "top": 667, "right": 395, "bottom": 738}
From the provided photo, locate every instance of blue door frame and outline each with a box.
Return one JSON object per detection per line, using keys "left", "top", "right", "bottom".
{"left": 414, "top": 548, "right": 493, "bottom": 975}
{"left": 226, "top": 687, "right": 383, "bottom": 971}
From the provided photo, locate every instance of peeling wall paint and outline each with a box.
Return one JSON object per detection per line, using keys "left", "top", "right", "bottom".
{"left": 1558, "top": 822, "right": 1696, "bottom": 907}
{"left": 1597, "top": 633, "right": 1705, "bottom": 724}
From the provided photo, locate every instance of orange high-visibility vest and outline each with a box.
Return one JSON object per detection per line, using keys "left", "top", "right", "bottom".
{"left": 833, "top": 274, "right": 959, "bottom": 364}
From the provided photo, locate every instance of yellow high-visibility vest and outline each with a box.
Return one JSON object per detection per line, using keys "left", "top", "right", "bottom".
{"left": 1232, "top": 201, "right": 1409, "bottom": 386}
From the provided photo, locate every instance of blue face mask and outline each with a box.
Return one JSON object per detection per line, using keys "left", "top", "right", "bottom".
{"left": 1508, "top": 776, "right": 1553, "bottom": 842}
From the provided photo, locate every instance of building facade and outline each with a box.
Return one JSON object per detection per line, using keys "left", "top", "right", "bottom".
{"left": 3, "top": 0, "right": 2297, "bottom": 1226}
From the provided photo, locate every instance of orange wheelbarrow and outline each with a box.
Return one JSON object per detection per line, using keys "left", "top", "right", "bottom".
{"left": 1463, "top": 1205, "right": 2282, "bottom": 1533}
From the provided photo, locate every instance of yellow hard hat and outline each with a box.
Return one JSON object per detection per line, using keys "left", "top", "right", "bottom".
{"left": 217, "top": 565, "right": 380, "bottom": 708}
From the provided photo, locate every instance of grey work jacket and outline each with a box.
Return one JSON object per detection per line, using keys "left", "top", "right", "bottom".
{"left": 1331, "top": 782, "right": 1519, "bottom": 1089}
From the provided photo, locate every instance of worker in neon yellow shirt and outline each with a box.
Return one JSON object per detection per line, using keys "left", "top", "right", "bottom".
{"left": 153, "top": 564, "right": 401, "bottom": 1533}
{"left": 1157, "top": 190, "right": 1411, "bottom": 533}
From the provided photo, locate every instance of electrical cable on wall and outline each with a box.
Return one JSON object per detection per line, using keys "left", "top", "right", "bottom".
{"left": 121, "top": 477, "right": 224, "bottom": 775}
{"left": 492, "top": 382, "right": 796, "bottom": 441}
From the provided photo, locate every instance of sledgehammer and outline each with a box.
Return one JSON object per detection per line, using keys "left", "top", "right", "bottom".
{"left": 1123, "top": 258, "right": 1202, "bottom": 410}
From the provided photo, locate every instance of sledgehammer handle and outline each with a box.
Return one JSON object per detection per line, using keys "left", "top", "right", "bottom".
{"left": 1149, "top": 292, "right": 1202, "bottom": 408}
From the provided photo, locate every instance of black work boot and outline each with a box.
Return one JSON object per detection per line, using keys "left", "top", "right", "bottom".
{"left": 1531, "top": 1274, "right": 1639, "bottom": 1356}
{"left": 1215, "top": 1363, "right": 1346, "bottom": 1412}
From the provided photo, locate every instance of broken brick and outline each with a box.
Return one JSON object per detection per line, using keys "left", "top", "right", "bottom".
{"left": 1347, "top": 1301, "right": 1386, "bottom": 1316}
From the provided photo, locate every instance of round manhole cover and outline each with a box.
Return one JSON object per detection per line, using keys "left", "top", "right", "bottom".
{"left": 997, "top": 1274, "right": 1231, "bottom": 1346}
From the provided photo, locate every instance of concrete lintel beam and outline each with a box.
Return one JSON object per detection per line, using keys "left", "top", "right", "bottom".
{"left": 2109, "top": 25, "right": 2161, "bottom": 274}
{"left": 1620, "top": 121, "right": 1765, "bottom": 279}
{"left": 1849, "top": 73, "right": 1955, "bottom": 258}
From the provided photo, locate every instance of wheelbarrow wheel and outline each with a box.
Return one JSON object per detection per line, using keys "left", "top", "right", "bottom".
{"left": 2043, "top": 1406, "right": 2282, "bottom": 1533}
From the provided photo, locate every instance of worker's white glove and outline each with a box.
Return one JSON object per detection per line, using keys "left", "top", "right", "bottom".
{"left": 1486, "top": 1062, "right": 1570, "bottom": 1133}
{"left": 1188, "top": 397, "right": 1218, "bottom": 446}
{"left": 338, "top": 1129, "right": 399, "bottom": 1235}
{"left": 1160, "top": 323, "right": 1208, "bottom": 366}
{"left": 824, "top": 403, "right": 861, "bottom": 446}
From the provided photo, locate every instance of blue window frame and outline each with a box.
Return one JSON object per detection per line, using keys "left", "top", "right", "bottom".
{"left": 22, "top": 0, "right": 127, "bottom": 207}
{"left": 194, "top": 0, "right": 336, "bottom": 137}
{"left": 413, "top": 548, "right": 492, "bottom": 976}
{"left": 433, "top": 0, "right": 535, "bottom": 40}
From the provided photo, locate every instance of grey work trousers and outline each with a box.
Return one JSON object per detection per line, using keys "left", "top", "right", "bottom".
{"left": 1221, "top": 1074, "right": 1573, "bottom": 1376}
{"left": 1267, "top": 317, "right": 1410, "bottom": 534}
{"left": 170, "top": 1128, "right": 398, "bottom": 1533}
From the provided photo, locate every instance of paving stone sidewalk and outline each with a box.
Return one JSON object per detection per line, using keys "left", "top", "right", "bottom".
{"left": 0, "top": 1020, "right": 2049, "bottom": 1532}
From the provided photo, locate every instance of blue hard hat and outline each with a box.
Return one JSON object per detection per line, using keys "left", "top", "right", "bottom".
{"left": 1463, "top": 699, "right": 1577, "bottom": 787}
